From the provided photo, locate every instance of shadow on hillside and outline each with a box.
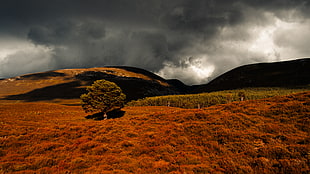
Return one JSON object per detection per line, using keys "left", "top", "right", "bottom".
{"left": 2, "top": 70, "right": 184, "bottom": 103}
{"left": 76, "top": 71, "right": 182, "bottom": 101}
{"left": 193, "top": 58, "right": 310, "bottom": 93}
{"left": 21, "top": 71, "right": 66, "bottom": 80}
{"left": 3, "top": 81, "right": 86, "bottom": 102}
{"left": 85, "top": 110, "right": 125, "bottom": 120}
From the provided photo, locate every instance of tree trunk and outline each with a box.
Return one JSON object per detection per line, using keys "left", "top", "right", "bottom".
{"left": 103, "top": 113, "right": 108, "bottom": 120}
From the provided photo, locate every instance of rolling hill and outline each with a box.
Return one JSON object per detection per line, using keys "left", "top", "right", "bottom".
{"left": 0, "top": 58, "right": 309, "bottom": 105}
{"left": 193, "top": 58, "right": 310, "bottom": 93}
{"left": 0, "top": 66, "right": 188, "bottom": 104}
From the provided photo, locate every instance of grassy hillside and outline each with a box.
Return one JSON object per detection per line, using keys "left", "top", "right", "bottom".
{"left": 193, "top": 58, "right": 310, "bottom": 93}
{"left": 127, "top": 87, "right": 310, "bottom": 109}
{"left": 0, "top": 67, "right": 185, "bottom": 104}
{"left": 0, "top": 92, "right": 309, "bottom": 173}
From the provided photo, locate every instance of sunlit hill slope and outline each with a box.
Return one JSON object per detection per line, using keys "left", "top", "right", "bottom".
{"left": 0, "top": 66, "right": 187, "bottom": 104}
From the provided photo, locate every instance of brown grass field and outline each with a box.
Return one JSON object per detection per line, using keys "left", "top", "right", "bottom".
{"left": 0, "top": 92, "right": 309, "bottom": 173}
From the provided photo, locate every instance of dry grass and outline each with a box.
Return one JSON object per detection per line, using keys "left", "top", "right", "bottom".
{"left": 0, "top": 92, "right": 309, "bottom": 173}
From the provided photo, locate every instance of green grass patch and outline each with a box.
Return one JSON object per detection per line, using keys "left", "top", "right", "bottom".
{"left": 127, "top": 87, "right": 310, "bottom": 109}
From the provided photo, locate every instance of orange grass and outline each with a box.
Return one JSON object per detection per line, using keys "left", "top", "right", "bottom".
{"left": 0, "top": 92, "right": 309, "bottom": 173}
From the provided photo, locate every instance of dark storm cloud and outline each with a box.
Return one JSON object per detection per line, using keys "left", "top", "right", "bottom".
{"left": 0, "top": 0, "right": 307, "bottom": 32}
{"left": 0, "top": 0, "right": 310, "bottom": 84}
{"left": 28, "top": 20, "right": 105, "bottom": 46}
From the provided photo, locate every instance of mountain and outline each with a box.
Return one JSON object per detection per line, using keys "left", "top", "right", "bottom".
{"left": 192, "top": 58, "right": 310, "bottom": 93}
{"left": 0, "top": 66, "right": 188, "bottom": 104}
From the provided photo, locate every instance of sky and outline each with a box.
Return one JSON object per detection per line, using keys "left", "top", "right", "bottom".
{"left": 0, "top": 0, "right": 310, "bottom": 85}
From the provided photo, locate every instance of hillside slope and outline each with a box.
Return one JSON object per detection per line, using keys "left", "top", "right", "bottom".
{"left": 193, "top": 58, "right": 310, "bottom": 93}
{"left": 0, "top": 92, "right": 309, "bottom": 173}
{"left": 0, "top": 66, "right": 188, "bottom": 104}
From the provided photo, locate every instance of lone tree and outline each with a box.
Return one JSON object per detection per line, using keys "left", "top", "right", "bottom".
{"left": 80, "top": 79, "right": 126, "bottom": 119}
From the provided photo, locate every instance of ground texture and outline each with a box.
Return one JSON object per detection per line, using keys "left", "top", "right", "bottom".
{"left": 0, "top": 92, "right": 309, "bottom": 173}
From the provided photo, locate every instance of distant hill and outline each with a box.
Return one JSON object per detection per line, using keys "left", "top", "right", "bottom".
{"left": 0, "top": 67, "right": 188, "bottom": 104}
{"left": 1, "top": 58, "right": 309, "bottom": 104}
{"left": 192, "top": 58, "right": 310, "bottom": 93}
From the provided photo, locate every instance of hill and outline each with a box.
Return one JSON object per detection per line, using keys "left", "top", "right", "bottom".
{"left": 193, "top": 58, "right": 310, "bottom": 93}
{"left": 0, "top": 92, "right": 309, "bottom": 173}
{"left": 0, "top": 66, "right": 188, "bottom": 104}
{"left": 1, "top": 58, "right": 309, "bottom": 105}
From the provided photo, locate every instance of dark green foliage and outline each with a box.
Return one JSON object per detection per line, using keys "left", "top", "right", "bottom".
{"left": 80, "top": 80, "right": 126, "bottom": 115}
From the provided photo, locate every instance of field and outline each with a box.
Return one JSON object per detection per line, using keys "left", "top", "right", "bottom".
{"left": 0, "top": 91, "right": 309, "bottom": 173}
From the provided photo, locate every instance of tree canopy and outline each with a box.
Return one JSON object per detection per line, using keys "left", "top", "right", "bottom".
{"left": 80, "top": 79, "right": 126, "bottom": 119}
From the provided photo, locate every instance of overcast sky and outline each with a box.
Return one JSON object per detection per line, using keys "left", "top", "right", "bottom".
{"left": 0, "top": 0, "right": 309, "bottom": 84}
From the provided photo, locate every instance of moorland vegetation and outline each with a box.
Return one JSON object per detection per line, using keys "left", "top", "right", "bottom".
{"left": 0, "top": 91, "right": 309, "bottom": 173}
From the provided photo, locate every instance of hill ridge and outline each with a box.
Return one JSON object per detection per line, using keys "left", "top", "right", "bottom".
{"left": 1, "top": 58, "right": 309, "bottom": 104}
{"left": 193, "top": 58, "right": 310, "bottom": 93}
{"left": 0, "top": 66, "right": 186, "bottom": 104}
